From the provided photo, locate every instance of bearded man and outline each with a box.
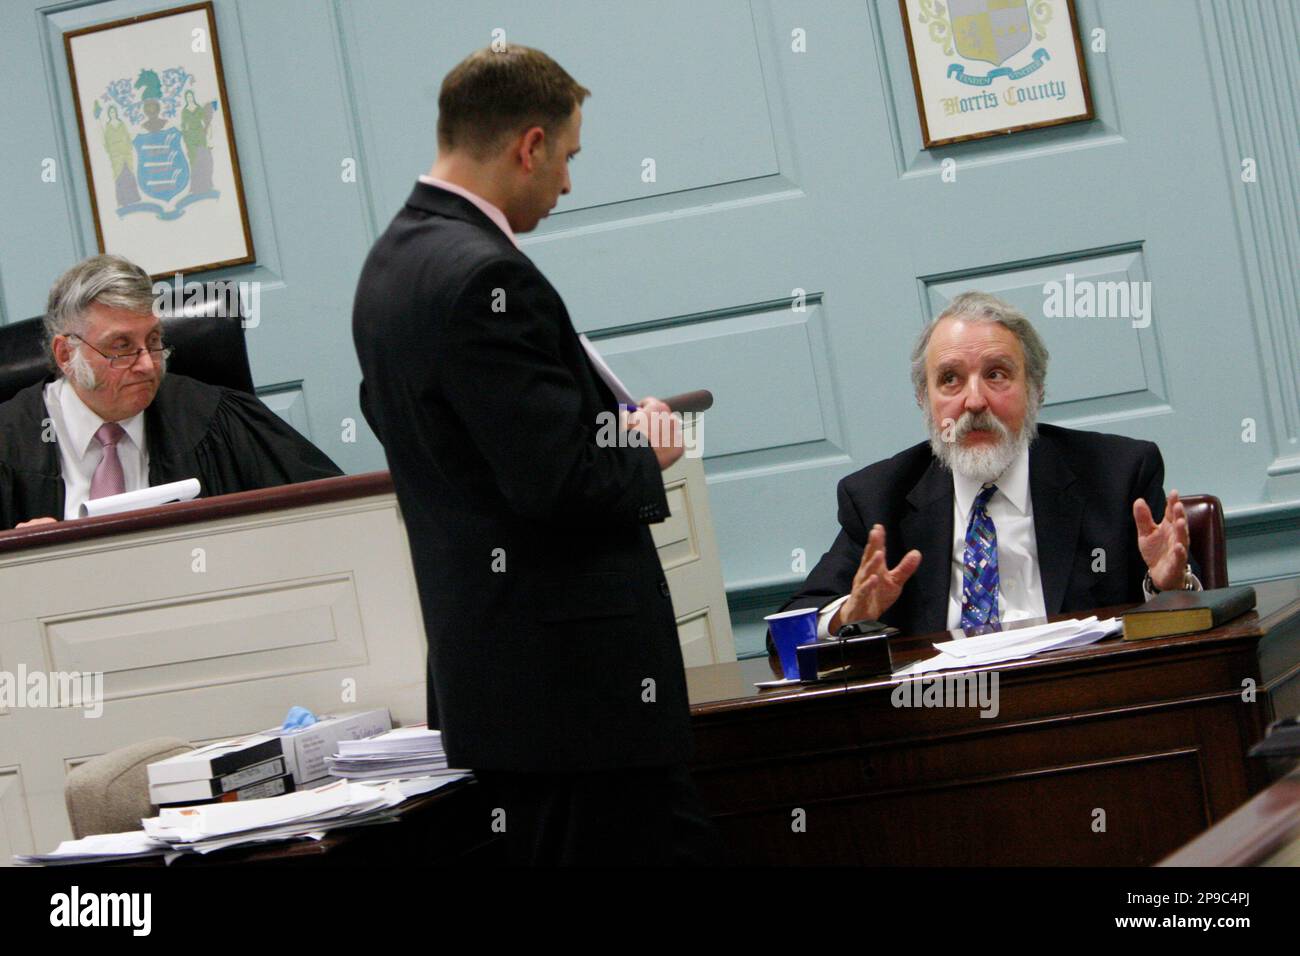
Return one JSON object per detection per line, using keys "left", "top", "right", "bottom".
{"left": 781, "top": 291, "right": 1199, "bottom": 639}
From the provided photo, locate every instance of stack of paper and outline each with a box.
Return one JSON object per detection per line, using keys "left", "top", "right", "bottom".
{"left": 14, "top": 777, "right": 460, "bottom": 865}
{"left": 325, "top": 726, "right": 465, "bottom": 781}
{"left": 14, "top": 831, "right": 172, "bottom": 866}
{"left": 893, "top": 617, "right": 1121, "bottom": 677}
{"left": 140, "top": 777, "right": 453, "bottom": 855}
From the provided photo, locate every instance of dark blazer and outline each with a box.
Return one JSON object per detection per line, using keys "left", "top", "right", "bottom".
{"left": 351, "top": 182, "right": 693, "bottom": 773}
{"left": 0, "top": 373, "right": 341, "bottom": 528}
{"left": 783, "top": 423, "right": 1175, "bottom": 635}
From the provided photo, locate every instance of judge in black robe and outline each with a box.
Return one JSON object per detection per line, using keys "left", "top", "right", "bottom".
{"left": 0, "top": 372, "right": 342, "bottom": 528}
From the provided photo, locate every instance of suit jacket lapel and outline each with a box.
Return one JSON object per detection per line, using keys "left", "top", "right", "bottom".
{"left": 1029, "top": 434, "right": 1085, "bottom": 614}
{"left": 901, "top": 460, "right": 956, "bottom": 634}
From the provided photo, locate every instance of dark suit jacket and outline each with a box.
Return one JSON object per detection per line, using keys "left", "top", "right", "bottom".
{"left": 783, "top": 423, "right": 1175, "bottom": 635}
{"left": 0, "top": 373, "right": 341, "bottom": 528}
{"left": 351, "top": 182, "right": 693, "bottom": 773}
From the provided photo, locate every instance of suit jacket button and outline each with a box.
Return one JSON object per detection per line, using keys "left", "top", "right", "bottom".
{"left": 659, "top": 580, "right": 670, "bottom": 597}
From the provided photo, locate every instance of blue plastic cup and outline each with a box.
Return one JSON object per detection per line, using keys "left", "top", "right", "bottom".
{"left": 765, "top": 607, "right": 820, "bottom": 680}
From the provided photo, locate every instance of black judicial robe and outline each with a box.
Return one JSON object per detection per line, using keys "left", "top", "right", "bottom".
{"left": 0, "top": 373, "right": 342, "bottom": 528}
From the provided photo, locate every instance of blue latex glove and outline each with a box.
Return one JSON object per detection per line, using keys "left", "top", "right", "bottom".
{"left": 281, "top": 706, "right": 317, "bottom": 730}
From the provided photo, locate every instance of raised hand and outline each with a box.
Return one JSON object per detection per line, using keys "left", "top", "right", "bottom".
{"left": 1134, "top": 488, "right": 1190, "bottom": 590}
{"left": 830, "top": 524, "right": 922, "bottom": 632}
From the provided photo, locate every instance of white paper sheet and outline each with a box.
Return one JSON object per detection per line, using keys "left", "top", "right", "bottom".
{"left": 146, "top": 778, "right": 384, "bottom": 840}
{"left": 893, "top": 617, "right": 1121, "bottom": 677}
{"left": 578, "top": 334, "right": 637, "bottom": 405}
{"left": 79, "top": 478, "right": 201, "bottom": 518}
{"left": 13, "top": 830, "right": 168, "bottom": 865}
{"left": 336, "top": 725, "right": 443, "bottom": 755}
{"left": 933, "top": 617, "right": 1100, "bottom": 658}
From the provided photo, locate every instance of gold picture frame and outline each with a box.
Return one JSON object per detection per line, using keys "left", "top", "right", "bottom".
{"left": 899, "top": 0, "right": 1095, "bottom": 148}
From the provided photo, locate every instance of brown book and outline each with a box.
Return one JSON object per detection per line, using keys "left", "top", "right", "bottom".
{"left": 1122, "top": 585, "right": 1256, "bottom": 641}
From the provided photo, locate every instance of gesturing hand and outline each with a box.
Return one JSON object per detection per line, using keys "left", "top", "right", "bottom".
{"left": 1134, "top": 488, "right": 1190, "bottom": 590}
{"left": 830, "top": 524, "right": 922, "bottom": 633}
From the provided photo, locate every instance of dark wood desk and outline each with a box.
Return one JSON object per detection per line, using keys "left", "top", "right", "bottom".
{"left": 687, "top": 577, "right": 1300, "bottom": 865}
{"left": 76, "top": 579, "right": 1300, "bottom": 868}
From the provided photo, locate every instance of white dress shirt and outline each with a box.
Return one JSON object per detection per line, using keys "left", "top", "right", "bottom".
{"left": 944, "top": 446, "right": 1046, "bottom": 629}
{"left": 43, "top": 378, "right": 148, "bottom": 519}
{"left": 818, "top": 445, "right": 1047, "bottom": 636}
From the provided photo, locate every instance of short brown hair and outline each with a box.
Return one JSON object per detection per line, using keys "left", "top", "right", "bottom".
{"left": 436, "top": 45, "right": 590, "bottom": 157}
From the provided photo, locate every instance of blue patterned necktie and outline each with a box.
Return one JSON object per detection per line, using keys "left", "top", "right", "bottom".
{"left": 961, "top": 483, "right": 1001, "bottom": 629}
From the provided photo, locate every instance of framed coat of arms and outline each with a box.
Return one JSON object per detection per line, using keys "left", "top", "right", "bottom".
{"left": 900, "top": 0, "right": 1094, "bottom": 148}
{"left": 65, "top": 1, "right": 255, "bottom": 277}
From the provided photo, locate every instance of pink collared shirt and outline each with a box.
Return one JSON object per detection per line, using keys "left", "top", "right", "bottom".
{"left": 418, "top": 175, "right": 520, "bottom": 249}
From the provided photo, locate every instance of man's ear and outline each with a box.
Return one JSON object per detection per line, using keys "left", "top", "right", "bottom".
{"left": 517, "top": 126, "right": 546, "bottom": 173}
{"left": 51, "top": 335, "right": 70, "bottom": 372}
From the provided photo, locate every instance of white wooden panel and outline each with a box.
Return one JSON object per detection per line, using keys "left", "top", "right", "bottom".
{"left": 44, "top": 576, "right": 365, "bottom": 699}
{"left": 655, "top": 419, "right": 736, "bottom": 665}
{"left": 0, "top": 459, "right": 734, "bottom": 860}
{"left": 0, "top": 491, "right": 427, "bottom": 859}
{"left": 0, "top": 768, "right": 34, "bottom": 860}
{"left": 675, "top": 611, "right": 717, "bottom": 670}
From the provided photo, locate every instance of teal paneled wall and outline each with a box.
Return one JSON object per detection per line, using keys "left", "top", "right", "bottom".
{"left": 2, "top": 1, "right": 1296, "bottom": 658}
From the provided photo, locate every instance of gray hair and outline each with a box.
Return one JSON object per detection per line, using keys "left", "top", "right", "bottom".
{"left": 44, "top": 254, "right": 155, "bottom": 371}
{"left": 909, "top": 291, "right": 1050, "bottom": 410}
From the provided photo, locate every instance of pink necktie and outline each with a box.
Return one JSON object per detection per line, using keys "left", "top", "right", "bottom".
{"left": 89, "top": 422, "right": 127, "bottom": 499}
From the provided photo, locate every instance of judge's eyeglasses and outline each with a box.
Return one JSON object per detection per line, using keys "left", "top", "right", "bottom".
{"left": 68, "top": 334, "right": 173, "bottom": 369}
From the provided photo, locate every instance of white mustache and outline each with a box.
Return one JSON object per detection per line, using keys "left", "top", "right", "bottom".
{"left": 954, "top": 411, "right": 1010, "bottom": 441}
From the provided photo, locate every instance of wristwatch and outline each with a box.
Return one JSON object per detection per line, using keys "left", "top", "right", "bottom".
{"left": 836, "top": 618, "right": 896, "bottom": 638}
{"left": 1144, "top": 567, "right": 1196, "bottom": 593}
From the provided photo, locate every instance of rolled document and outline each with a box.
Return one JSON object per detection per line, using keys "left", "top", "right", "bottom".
{"left": 78, "top": 478, "right": 201, "bottom": 518}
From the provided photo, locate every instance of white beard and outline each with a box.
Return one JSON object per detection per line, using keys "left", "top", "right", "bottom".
{"left": 66, "top": 348, "right": 99, "bottom": 390}
{"left": 928, "top": 408, "right": 1034, "bottom": 484}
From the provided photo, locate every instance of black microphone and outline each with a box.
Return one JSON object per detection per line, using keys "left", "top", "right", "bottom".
{"left": 661, "top": 389, "right": 713, "bottom": 413}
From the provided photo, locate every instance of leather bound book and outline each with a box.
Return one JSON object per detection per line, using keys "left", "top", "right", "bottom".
{"left": 1122, "top": 585, "right": 1256, "bottom": 641}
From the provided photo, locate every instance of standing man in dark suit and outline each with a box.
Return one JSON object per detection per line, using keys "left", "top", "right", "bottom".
{"left": 352, "top": 45, "right": 717, "bottom": 865}
{"left": 783, "top": 292, "right": 1199, "bottom": 638}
